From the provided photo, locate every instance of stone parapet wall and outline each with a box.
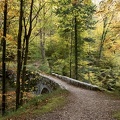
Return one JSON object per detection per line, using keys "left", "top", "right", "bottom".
{"left": 52, "top": 73, "right": 101, "bottom": 91}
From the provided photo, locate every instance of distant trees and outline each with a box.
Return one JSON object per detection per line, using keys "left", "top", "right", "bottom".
{"left": 52, "top": 0, "right": 95, "bottom": 79}
{"left": 37, "top": 0, "right": 54, "bottom": 63}
{"left": 97, "top": 0, "right": 115, "bottom": 61}
{"left": 45, "top": 0, "right": 120, "bottom": 91}
{"left": 97, "top": 0, "right": 120, "bottom": 61}
{"left": 89, "top": 0, "right": 120, "bottom": 90}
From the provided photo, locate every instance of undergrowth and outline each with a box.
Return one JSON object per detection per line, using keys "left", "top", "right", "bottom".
{"left": 114, "top": 112, "right": 120, "bottom": 120}
{"left": 0, "top": 88, "right": 69, "bottom": 120}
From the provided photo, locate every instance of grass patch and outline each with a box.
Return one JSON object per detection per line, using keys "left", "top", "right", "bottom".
{"left": 0, "top": 88, "right": 69, "bottom": 120}
{"left": 114, "top": 111, "right": 120, "bottom": 120}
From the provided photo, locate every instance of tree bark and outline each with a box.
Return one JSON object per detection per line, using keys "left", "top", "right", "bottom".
{"left": 40, "top": 28, "right": 46, "bottom": 62}
{"left": 16, "top": 0, "right": 23, "bottom": 110}
{"left": 69, "top": 31, "right": 73, "bottom": 78}
{"left": 74, "top": 16, "right": 78, "bottom": 80}
{"left": 2, "top": 0, "right": 7, "bottom": 116}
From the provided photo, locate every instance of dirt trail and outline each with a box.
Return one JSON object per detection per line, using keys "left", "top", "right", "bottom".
{"left": 35, "top": 75, "right": 120, "bottom": 120}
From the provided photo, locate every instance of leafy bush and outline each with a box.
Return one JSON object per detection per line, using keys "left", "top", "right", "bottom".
{"left": 23, "top": 70, "right": 41, "bottom": 92}
{"left": 0, "top": 69, "right": 16, "bottom": 88}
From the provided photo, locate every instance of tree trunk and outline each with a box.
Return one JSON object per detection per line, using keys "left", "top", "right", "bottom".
{"left": 98, "top": 18, "right": 107, "bottom": 60}
{"left": 2, "top": 0, "right": 7, "bottom": 116}
{"left": 40, "top": 0, "right": 46, "bottom": 63}
{"left": 20, "top": 37, "right": 29, "bottom": 105}
{"left": 40, "top": 29, "right": 46, "bottom": 62}
{"left": 20, "top": 0, "right": 33, "bottom": 105}
{"left": 74, "top": 16, "right": 78, "bottom": 80}
{"left": 16, "top": 0, "right": 23, "bottom": 110}
{"left": 98, "top": 15, "right": 113, "bottom": 61}
{"left": 69, "top": 31, "right": 73, "bottom": 78}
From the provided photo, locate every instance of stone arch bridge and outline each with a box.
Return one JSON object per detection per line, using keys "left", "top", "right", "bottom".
{"left": 0, "top": 70, "right": 100, "bottom": 95}
{"left": 34, "top": 73, "right": 100, "bottom": 95}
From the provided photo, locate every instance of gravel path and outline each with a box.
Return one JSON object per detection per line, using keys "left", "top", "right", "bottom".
{"left": 35, "top": 75, "right": 120, "bottom": 120}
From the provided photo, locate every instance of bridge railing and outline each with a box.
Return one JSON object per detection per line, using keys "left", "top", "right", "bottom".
{"left": 52, "top": 73, "right": 101, "bottom": 91}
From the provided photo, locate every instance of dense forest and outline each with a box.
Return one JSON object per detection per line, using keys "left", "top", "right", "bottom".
{"left": 0, "top": 0, "right": 120, "bottom": 116}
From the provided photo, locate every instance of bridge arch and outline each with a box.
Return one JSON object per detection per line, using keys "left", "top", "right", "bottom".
{"left": 35, "top": 83, "right": 52, "bottom": 95}
{"left": 41, "top": 87, "right": 50, "bottom": 94}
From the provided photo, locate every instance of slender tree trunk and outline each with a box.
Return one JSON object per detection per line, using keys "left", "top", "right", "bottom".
{"left": 2, "top": 0, "right": 7, "bottom": 116}
{"left": 20, "top": 35, "right": 30, "bottom": 105}
{"left": 69, "top": 31, "right": 73, "bottom": 78}
{"left": 20, "top": 37, "right": 28, "bottom": 105}
{"left": 98, "top": 20, "right": 107, "bottom": 60}
{"left": 42, "top": 0, "right": 46, "bottom": 62}
{"left": 16, "top": 0, "right": 23, "bottom": 110}
{"left": 43, "top": 0, "right": 45, "bottom": 61}
{"left": 40, "top": 28, "right": 45, "bottom": 62}
{"left": 98, "top": 15, "right": 113, "bottom": 61}
{"left": 40, "top": 0, "right": 46, "bottom": 62}
{"left": 74, "top": 16, "right": 78, "bottom": 80}
{"left": 20, "top": 0, "right": 33, "bottom": 105}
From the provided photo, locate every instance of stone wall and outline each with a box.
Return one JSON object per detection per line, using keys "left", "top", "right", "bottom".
{"left": 52, "top": 73, "right": 101, "bottom": 91}
{"left": 34, "top": 73, "right": 60, "bottom": 95}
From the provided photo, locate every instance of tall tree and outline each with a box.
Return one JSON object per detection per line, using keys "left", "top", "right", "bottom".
{"left": 74, "top": 16, "right": 78, "bottom": 79}
{"left": 39, "top": 0, "right": 54, "bottom": 63}
{"left": 72, "top": 1, "right": 78, "bottom": 79}
{"left": 40, "top": 0, "right": 46, "bottom": 62}
{"left": 16, "top": 0, "right": 24, "bottom": 110}
{"left": 20, "top": 0, "right": 34, "bottom": 105}
{"left": 97, "top": 0, "right": 114, "bottom": 61}
{"left": 96, "top": 0, "right": 120, "bottom": 62}
{"left": 20, "top": 0, "right": 41, "bottom": 105}
{"left": 2, "top": 0, "right": 8, "bottom": 116}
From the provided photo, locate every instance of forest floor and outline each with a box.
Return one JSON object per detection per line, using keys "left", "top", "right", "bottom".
{"left": 32, "top": 74, "right": 120, "bottom": 120}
